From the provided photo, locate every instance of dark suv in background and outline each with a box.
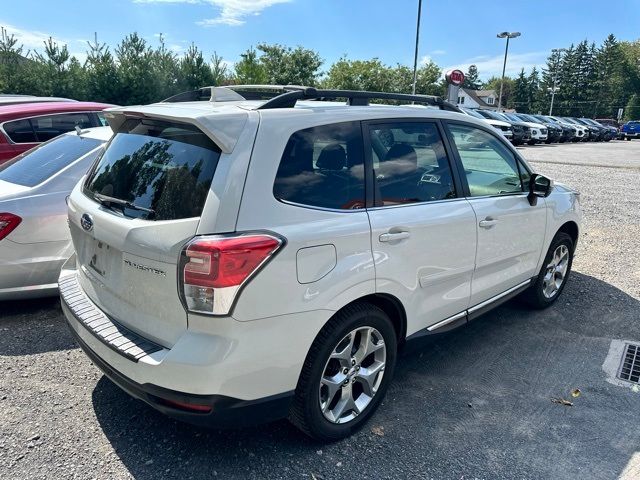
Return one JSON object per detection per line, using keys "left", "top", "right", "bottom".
{"left": 474, "top": 109, "right": 531, "bottom": 145}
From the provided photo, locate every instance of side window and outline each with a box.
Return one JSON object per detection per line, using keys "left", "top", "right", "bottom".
{"left": 368, "top": 122, "right": 456, "bottom": 206}
{"left": 3, "top": 119, "right": 37, "bottom": 143}
{"left": 95, "top": 112, "right": 108, "bottom": 127}
{"left": 273, "top": 121, "right": 365, "bottom": 210}
{"left": 449, "top": 124, "right": 524, "bottom": 197}
{"left": 32, "top": 113, "right": 93, "bottom": 142}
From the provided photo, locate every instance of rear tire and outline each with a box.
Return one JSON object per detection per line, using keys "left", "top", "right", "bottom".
{"left": 289, "top": 303, "right": 397, "bottom": 441}
{"left": 520, "top": 232, "right": 574, "bottom": 309}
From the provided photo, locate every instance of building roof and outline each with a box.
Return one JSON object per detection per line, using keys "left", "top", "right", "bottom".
{"left": 475, "top": 89, "right": 496, "bottom": 98}
{"left": 460, "top": 88, "right": 496, "bottom": 108}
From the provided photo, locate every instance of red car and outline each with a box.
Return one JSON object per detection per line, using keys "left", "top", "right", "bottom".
{"left": 0, "top": 101, "right": 114, "bottom": 164}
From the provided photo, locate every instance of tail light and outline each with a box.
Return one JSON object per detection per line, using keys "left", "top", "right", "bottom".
{"left": 179, "top": 233, "right": 283, "bottom": 315}
{"left": 0, "top": 213, "right": 21, "bottom": 241}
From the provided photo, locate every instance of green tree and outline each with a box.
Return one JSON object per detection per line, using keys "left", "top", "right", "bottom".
{"left": 0, "top": 27, "right": 28, "bottom": 93}
{"left": 85, "top": 35, "right": 121, "bottom": 104}
{"left": 152, "top": 34, "right": 178, "bottom": 100}
{"left": 322, "top": 57, "right": 392, "bottom": 92}
{"left": 177, "top": 44, "right": 213, "bottom": 91}
{"left": 527, "top": 67, "right": 541, "bottom": 113}
{"left": 115, "top": 33, "right": 158, "bottom": 104}
{"left": 388, "top": 61, "right": 441, "bottom": 95}
{"left": 257, "top": 43, "right": 322, "bottom": 86}
{"left": 624, "top": 94, "right": 640, "bottom": 120}
{"left": 27, "top": 37, "right": 86, "bottom": 98}
{"left": 539, "top": 48, "right": 566, "bottom": 115}
{"left": 485, "top": 76, "right": 514, "bottom": 109}
{"left": 594, "top": 35, "right": 629, "bottom": 118}
{"left": 234, "top": 47, "right": 266, "bottom": 84}
{"left": 512, "top": 68, "right": 530, "bottom": 112}
{"left": 210, "top": 51, "right": 229, "bottom": 86}
{"left": 462, "top": 64, "right": 481, "bottom": 90}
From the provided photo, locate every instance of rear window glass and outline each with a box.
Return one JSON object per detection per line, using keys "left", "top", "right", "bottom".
{"left": 3, "top": 119, "right": 37, "bottom": 143}
{"left": 0, "top": 134, "right": 102, "bottom": 187}
{"left": 84, "top": 118, "right": 221, "bottom": 221}
{"left": 31, "top": 113, "right": 93, "bottom": 141}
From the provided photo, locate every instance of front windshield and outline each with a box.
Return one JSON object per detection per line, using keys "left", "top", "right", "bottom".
{"left": 485, "top": 111, "right": 510, "bottom": 122}
{"left": 573, "top": 118, "right": 590, "bottom": 126}
{"left": 517, "top": 114, "right": 538, "bottom": 123}
{"left": 461, "top": 108, "right": 486, "bottom": 119}
{"left": 502, "top": 113, "right": 521, "bottom": 122}
{"left": 533, "top": 115, "right": 551, "bottom": 124}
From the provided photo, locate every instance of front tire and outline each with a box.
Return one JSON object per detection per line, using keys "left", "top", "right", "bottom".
{"left": 521, "top": 232, "right": 574, "bottom": 309}
{"left": 289, "top": 303, "right": 397, "bottom": 441}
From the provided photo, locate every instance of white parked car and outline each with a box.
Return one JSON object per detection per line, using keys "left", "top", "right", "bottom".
{"left": 502, "top": 112, "right": 548, "bottom": 145}
{"left": 59, "top": 86, "right": 581, "bottom": 441}
{"left": 548, "top": 115, "right": 587, "bottom": 141}
{"left": 0, "top": 127, "right": 111, "bottom": 299}
{"left": 460, "top": 107, "right": 513, "bottom": 140}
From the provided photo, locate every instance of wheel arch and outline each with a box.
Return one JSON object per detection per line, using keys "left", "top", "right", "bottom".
{"left": 334, "top": 293, "right": 407, "bottom": 345}
{"left": 557, "top": 221, "right": 579, "bottom": 251}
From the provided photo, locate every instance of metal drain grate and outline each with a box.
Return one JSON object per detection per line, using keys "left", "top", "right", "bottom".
{"left": 618, "top": 343, "right": 640, "bottom": 383}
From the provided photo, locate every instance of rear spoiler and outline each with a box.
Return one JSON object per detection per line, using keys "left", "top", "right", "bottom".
{"left": 101, "top": 108, "right": 248, "bottom": 154}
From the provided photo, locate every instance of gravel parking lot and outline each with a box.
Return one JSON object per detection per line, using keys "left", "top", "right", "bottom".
{"left": 1, "top": 140, "right": 639, "bottom": 480}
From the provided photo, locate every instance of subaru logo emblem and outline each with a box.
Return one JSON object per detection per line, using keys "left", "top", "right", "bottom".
{"left": 80, "top": 213, "right": 94, "bottom": 232}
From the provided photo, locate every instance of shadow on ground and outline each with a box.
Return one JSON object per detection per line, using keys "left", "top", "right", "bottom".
{"left": 87, "top": 271, "right": 640, "bottom": 480}
{"left": 0, "top": 296, "right": 76, "bottom": 356}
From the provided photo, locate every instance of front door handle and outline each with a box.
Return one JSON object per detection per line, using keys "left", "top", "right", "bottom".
{"left": 479, "top": 217, "right": 498, "bottom": 228}
{"left": 379, "top": 231, "right": 411, "bottom": 242}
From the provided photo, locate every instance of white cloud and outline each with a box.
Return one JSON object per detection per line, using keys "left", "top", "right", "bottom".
{"left": 0, "top": 22, "right": 89, "bottom": 62}
{"left": 0, "top": 22, "right": 66, "bottom": 52}
{"left": 133, "top": 0, "right": 292, "bottom": 27}
{"left": 443, "top": 51, "right": 548, "bottom": 80}
{"left": 430, "top": 49, "right": 446, "bottom": 56}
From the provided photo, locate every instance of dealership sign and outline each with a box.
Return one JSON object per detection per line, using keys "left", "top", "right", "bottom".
{"left": 445, "top": 69, "right": 465, "bottom": 86}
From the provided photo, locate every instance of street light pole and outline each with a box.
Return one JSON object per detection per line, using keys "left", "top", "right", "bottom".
{"left": 549, "top": 48, "right": 566, "bottom": 116}
{"left": 496, "top": 31, "right": 521, "bottom": 111}
{"left": 411, "top": 0, "right": 423, "bottom": 95}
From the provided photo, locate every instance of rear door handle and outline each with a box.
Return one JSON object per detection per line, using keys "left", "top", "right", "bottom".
{"left": 479, "top": 217, "right": 498, "bottom": 228}
{"left": 379, "top": 231, "right": 411, "bottom": 242}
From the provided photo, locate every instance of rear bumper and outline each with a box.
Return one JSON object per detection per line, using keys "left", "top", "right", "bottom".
{"left": 59, "top": 259, "right": 328, "bottom": 427}
{"left": 65, "top": 320, "right": 293, "bottom": 428}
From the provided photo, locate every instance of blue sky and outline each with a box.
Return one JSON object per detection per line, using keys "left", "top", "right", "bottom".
{"left": 1, "top": 0, "right": 639, "bottom": 80}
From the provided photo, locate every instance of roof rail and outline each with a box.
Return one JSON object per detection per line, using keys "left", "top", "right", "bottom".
{"left": 231, "top": 85, "right": 460, "bottom": 112}
{"left": 161, "top": 84, "right": 461, "bottom": 112}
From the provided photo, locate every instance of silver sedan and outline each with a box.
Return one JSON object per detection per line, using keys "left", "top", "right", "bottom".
{"left": 0, "top": 127, "right": 111, "bottom": 299}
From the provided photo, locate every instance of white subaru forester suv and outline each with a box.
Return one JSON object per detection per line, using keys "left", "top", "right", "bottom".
{"left": 60, "top": 86, "right": 581, "bottom": 441}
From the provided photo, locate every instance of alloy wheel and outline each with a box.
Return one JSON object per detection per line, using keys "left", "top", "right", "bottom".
{"left": 542, "top": 244, "right": 569, "bottom": 299}
{"left": 318, "top": 326, "right": 387, "bottom": 424}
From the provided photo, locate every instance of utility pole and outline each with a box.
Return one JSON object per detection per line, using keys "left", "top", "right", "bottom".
{"left": 496, "top": 31, "right": 521, "bottom": 110}
{"left": 411, "top": 0, "right": 423, "bottom": 95}
{"left": 548, "top": 48, "right": 566, "bottom": 116}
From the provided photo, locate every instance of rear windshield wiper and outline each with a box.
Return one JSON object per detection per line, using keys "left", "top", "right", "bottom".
{"left": 93, "top": 192, "right": 155, "bottom": 215}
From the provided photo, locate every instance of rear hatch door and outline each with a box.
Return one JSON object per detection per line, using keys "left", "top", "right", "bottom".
{"left": 68, "top": 116, "right": 223, "bottom": 347}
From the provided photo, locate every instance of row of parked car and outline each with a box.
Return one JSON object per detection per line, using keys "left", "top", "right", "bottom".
{"left": 459, "top": 107, "right": 625, "bottom": 146}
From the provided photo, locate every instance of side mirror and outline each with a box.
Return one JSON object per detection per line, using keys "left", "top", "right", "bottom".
{"left": 528, "top": 174, "right": 554, "bottom": 206}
